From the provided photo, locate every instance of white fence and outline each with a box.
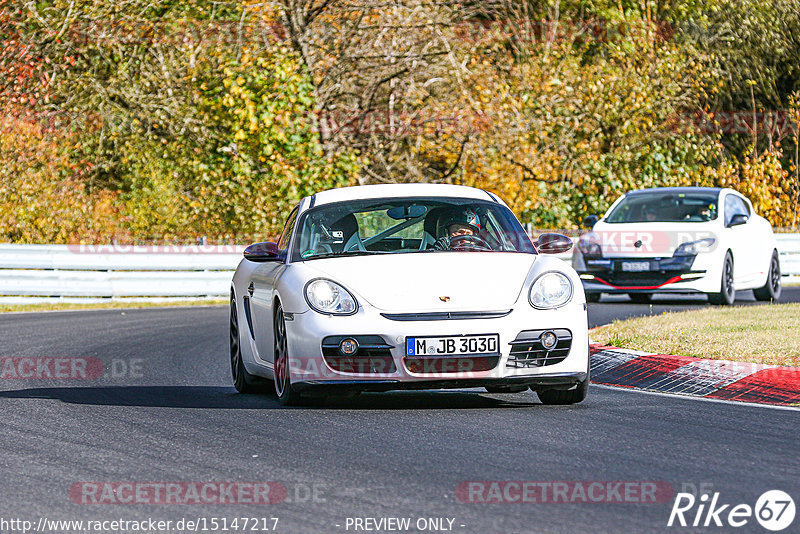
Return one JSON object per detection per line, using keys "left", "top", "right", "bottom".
{"left": 777, "top": 234, "right": 800, "bottom": 280}
{"left": 0, "top": 235, "right": 798, "bottom": 302}
{"left": 0, "top": 245, "right": 244, "bottom": 302}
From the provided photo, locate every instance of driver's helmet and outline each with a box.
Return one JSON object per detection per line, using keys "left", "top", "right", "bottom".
{"left": 443, "top": 208, "right": 481, "bottom": 236}
{"left": 642, "top": 205, "right": 657, "bottom": 219}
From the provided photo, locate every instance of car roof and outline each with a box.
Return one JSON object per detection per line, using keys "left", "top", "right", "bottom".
{"left": 306, "top": 183, "right": 502, "bottom": 207}
{"left": 625, "top": 187, "right": 724, "bottom": 196}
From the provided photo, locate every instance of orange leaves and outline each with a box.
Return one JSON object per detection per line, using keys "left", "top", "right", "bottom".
{"left": 720, "top": 145, "right": 794, "bottom": 227}
{"left": 0, "top": 117, "right": 124, "bottom": 243}
{"left": 444, "top": 14, "right": 729, "bottom": 227}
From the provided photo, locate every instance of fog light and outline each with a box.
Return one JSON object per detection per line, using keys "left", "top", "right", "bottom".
{"left": 540, "top": 331, "right": 558, "bottom": 350}
{"left": 339, "top": 338, "right": 359, "bottom": 355}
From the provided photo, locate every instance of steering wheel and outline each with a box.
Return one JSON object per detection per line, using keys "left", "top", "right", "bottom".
{"left": 449, "top": 234, "right": 492, "bottom": 251}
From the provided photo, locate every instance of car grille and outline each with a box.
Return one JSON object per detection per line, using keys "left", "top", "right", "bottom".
{"left": 601, "top": 272, "right": 681, "bottom": 287}
{"left": 506, "top": 329, "right": 572, "bottom": 368}
{"left": 404, "top": 356, "right": 499, "bottom": 374}
{"left": 381, "top": 310, "right": 512, "bottom": 321}
{"left": 321, "top": 336, "right": 397, "bottom": 374}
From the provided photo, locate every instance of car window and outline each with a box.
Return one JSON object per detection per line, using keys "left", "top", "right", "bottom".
{"left": 277, "top": 206, "right": 299, "bottom": 253}
{"left": 354, "top": 211, "right": 425, "bottom": 240}
{"left": 724, "top": 195, "right": 749, "bottom": 226}
{"left": 605, "top": 192, "right": 718, "bottom": 223}
{"left": 483, "top": 210, "right": 516, "bottom": 250}
{"left": 292, "top": 197, "right": 535, "bottom": 261}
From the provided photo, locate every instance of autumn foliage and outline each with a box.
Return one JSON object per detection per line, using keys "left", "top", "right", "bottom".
{"left": 1, "top": 0, "right": 799, "bottom": 243}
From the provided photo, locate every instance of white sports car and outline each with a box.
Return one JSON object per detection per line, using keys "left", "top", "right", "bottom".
{"left": 230, "top": 184, "right": 589, "bottom": 405}
{"left": 574, "top": 187, "right": 782, "bottom": 304}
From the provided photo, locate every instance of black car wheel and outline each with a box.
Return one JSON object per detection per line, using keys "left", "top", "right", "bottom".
{"left": 753, "top": 251, "right": 782, "bottom": 302}
{"left": 628, "top": 293, "right": 652, "bottom": 304}
{"left": 273, "top": 303, "right": 305, "bottom": 406}
{"left": 536, "top": 374, "right": 589, "bottom": 405}
{"left": 230, "top": 296, "right": 264, "bottom": 393}
{"left": 535, "top": 358, "right": 590, "bottom": 405}
{"left": 708, "top": 252, "right": 735, "bottom": 305}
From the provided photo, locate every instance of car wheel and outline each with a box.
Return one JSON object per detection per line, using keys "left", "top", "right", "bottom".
{"left": 628, "top": 293, "right": 652, "bottom": 304}
{"left": 753, "top": 251, "right": 782, "bottom": 302}
{"left": 586, "top": 292, "right": 601, "bottom": 303}
{"left": 708, "top": 252, "right": 735, "bottom": 305}
{"left": 230, "top": 297, "right": 265, "bottom": 393}
{"left": 536, "top": 374, "right": 589, "bottom": 405}
{"left": 273, "top": 303, "right": 306, "bottom": 406}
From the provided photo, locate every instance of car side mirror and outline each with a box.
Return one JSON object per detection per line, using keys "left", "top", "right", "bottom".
{"left": 536, "top": 233, "right": 573, "bottom": 254}
{"left": 727, "top": 214, "right": 749, "bottom": 227}
{"left": 582, "top": 215, "right": 599, "bottom": 228}
{"left": 243, "top": 242, "right": 281, "bottom": 262}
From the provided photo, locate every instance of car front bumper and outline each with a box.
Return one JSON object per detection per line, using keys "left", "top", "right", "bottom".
{"left": 283, "top": 300, "right": 589, "bottom": 390}
{"left": 575, "top": 253, "right": 721, "bottom": 294}
{"left": 292, "top": 372, "right": 588, "bottom": 393}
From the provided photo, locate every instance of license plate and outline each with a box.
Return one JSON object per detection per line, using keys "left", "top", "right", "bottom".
{"left": 406, "top": 334, "right": 499, "bottom": 357}
{"left": 621, "top": 261, "right": 651, "bottom": 272}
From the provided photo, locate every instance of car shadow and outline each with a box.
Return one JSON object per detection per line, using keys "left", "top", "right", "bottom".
{"left": 0, "top": 385, "right": 546, "bottom": 410}
{"left": 313, "top": 391, "right": 544, "bottom": 410}
{"left": 594, "top": 293, "right": 760, "bottom": 306}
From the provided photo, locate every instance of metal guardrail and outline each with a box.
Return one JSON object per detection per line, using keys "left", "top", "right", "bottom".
{"left": 0, "top": 244, "right": 243, "bottom": 271}
{"left": 0, "top": 244, "right": 243, "bottom": 301}
{"left": 776, "top": 234, "right": 800, "bottom": 279}
{"left": 0, "top": 235, "right": 798, "bottom": 302}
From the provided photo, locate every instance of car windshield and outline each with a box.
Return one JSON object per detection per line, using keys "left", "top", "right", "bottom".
{"left": 605, "top": 192, "right": 719, "bottom": 223}
{"left": 291, "top": 197, "right": 535, "bottom": 261}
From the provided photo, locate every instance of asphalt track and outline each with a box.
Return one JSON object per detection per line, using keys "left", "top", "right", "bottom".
{"left": 0, "top": 287, "right": 798, "bottom": 533}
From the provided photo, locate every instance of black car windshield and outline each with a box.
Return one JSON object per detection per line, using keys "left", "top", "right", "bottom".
{"left": 291, "top": 197, "right": 535, "bottom": 261}
{"left": 605, "top": 191, "right": 719, "bottom": 223}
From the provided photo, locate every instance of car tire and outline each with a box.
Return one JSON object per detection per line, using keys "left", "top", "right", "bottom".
{"left": 753, "top": 250, "right": 782, "bottom": 302}
{"left": 535, "top": 373, "right": 589, "bottom": 405}
{"left": 708, "top": 252, "right": 735, "bottom": 305}
{"left": 586, "top": 293, "right": 601, "bottom": 303}
{"left": 628, "top": 293, "right": 652, "bottom": 304}
{"left": 273, "top": 302, "right": 307, "bottom": 406}
{"left": 230, "top": 296, "right": 267, "bottom": 394}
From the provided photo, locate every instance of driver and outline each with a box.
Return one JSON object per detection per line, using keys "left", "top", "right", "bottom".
{"left": 433, "top": 209, "right": 482, "bottom": 250}
{"left": 684, "top": 205, "right": 713, "bottom": 221}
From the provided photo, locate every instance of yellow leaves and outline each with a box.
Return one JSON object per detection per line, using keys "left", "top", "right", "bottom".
{"left": 0, "top": 117, "right": 124, "bottom": 243}
{"left": 720, "top": 145, "right": 794, "bottom": 227}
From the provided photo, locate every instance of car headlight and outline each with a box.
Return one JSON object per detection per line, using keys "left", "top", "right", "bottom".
{"left": 304, "top": 279, "right": 358, "bottom": 315}
{"left": 577, "top": 238, "right": 602, "bottom": 256}
{"left": 674, "top": 238, "right": 716, "bottom": 256}
{"left": 529, "top": 272, "right": 573, "bottom": 309}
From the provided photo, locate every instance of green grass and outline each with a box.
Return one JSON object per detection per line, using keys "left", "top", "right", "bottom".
{"left": 590, "top": 302, "right": 800, "bottom": 367}
{"left": 0, "top": 299, "right": 227, "bottom": 313}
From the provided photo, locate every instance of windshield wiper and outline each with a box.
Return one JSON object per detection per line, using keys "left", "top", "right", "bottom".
{"left": 304, "top": 250, "right": 382, "bottom": 260}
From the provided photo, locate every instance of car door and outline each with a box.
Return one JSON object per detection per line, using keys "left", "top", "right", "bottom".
{"left": 250, "top": 206, "right": 298, "bottom": 367}
{"left": 742, "top": 197, "right": 775, "bottom": 286}
{"left": 721, "top": 193, "right": 758, "bottom": 286}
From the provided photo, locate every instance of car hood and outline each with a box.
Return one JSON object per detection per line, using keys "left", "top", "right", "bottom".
{"left": 586, "top": 221, "right": 719, "bottom": 258}
{"left": 305, "top": 252, "right": 537, "bottom": 312}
